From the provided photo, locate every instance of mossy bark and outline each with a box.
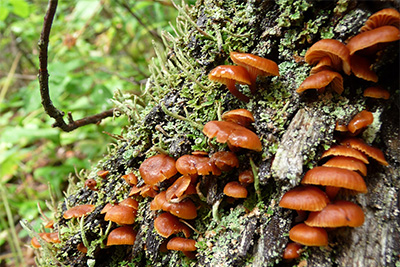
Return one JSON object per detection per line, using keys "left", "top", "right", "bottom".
{"left": 36, "top": 1, "right": 399, "bottom": 266}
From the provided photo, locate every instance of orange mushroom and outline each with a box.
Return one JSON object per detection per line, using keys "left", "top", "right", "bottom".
{"left": 296, "top": 70, "right": 344, "bottom": 94}
{"left": 347, "top": 25, "right": 400, "bottom": 55}
{"left": 363, "top": 86, "right": 390, "bottom": 99}
{"left": 165, "top": 175, "right": 193, "bottom": 202}
{"left": 203, "top": 121, "right": 262, "bottom": 152}
{"left": 289, "top": 223, "right": 328, "bottom": 246}
{"left": 283, "top": 242, "right": 303, "bottom": 260}
{"left": 279, "top": 185, "right": 330, "bottom": 212}
{"left": 230, "top": 52, "right": 279, "bottom": 93}
{"left": 323, "top": 156, "right": 367, "bottom": 176}
{"left": 320, "top": 145, "right": 369, "bottom": 164}
{"left": 349, "top": 54, "right": 378, "bottom": 82}
{"left": 63, "top": 204, "right": 96, "bottom": 219}
{"left": 150, "top": 191, "right": 197, "bottom": 220}
{"left": 97, "top": 170, "right": 109, "bottom": 179}
{"left": 139, "top": 154, "right": 177, "bottom": 186}
{"left": 221, "top": 109, "right": 255, "bottom": 128}
{"left": 238, "top": 169, "right": 254, "bottom": 185}
{"left": 347, "top": 110, "right": 374, "bottom": 134}
{"left": 340, "top": 138, "right": 388, "bottom": 166}
{"left": 310, "top": 56, "right": 334, "bottom": 75}
{"left": 84, "top": 179, "right": 97, "bottom": 191}
{"left": 106, "top": 226, "right": 137, "bottom": 246}
{"left": 223, "top": 181, "right": 248, "bottom": 198}
{"left": 122, "top": 173, "right": 138, "bottom": 186}
{"left": 210, "top": 151, "right": 239, "bottom": 172}
{"left": 360, "top": 8, "right": 400, "bottom": 32}
{"left": 305, "top": 200, "right": 364, "bottom": 228}
{"left": 104, "top": 205, "right": 137, "bottom": 225}
{"left": 154, "top": 212, "right": 191, "bottom": 238}
{"left": 176, "top": 155, "right": 221, "bottom": 176}
{"left": 208, "top": 65, "right": 252, "bottom": 102}
{"left": 31, "top": 232, "right": 60, "bottom": 248}
{"left": 166, "top": 237, "right": 197, "bottom": 251}
{"left": 305, "top": 39, "right": 351, "bottom": 75}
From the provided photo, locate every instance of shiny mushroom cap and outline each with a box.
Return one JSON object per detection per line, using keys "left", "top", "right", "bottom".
{"left": 223, "top": 181, "right": 248, "bottom": 198}
{"left": 363, "top": 86, "right": 390, "bottom": 99}
{"left": 323, "top": 156, "right": 367, "bottom": 176}
{"left": 106, "top": 226, "right": 137, "bottom": 246}
{"left": 166, "top": 237, "right": 197, "bottom": 251}
{"left": 305, "top": 39, "right": 351, "bottom": 75}
{"left": 301, "top": 166, "right": 367, "bottom": 193}
{"left": 151, "top": 191, "right": 197, "bottom": 219}
{"left": 154, "top": 212, "right": 191, "bottom": 238}
{"left": 340, "top": 138, "right": 388, "bottom": 166}
{"left": 139, "top": 154, "right": 177, "bottom": 186}
{"left": 296, "top": 70, "right": 344, "bottom": 95}
{"left": 279, "top": 185, "right": 330, "bottom": 211}
{"left": 208, "top": 65, "right": 252, "bottom": 102}
{"left": 347, "top": 110, "right": 374, "bottom": 134}
{"left": 289, "top": 223, "right": 328, "bottom": 246}
{"left": 63, "top": 204, "right": 95, "bottom": 219}
{"left": 104, "top": 205, "right": 137, "bottom": 225}
{"left": 360, "top": 8, "right": 400, "bottom": 32}
{"left": 305, "top": 200, "right": 365, "bottom": 227}
{"left": 176, "top": 155, "right": 221, "bottom": 176}
{"left": 283, "top": 242, "right": 303, "bottom": 260}
{"left": 321, "top": 145, "right": 369, "bottom": 164}
{"left": 221, "top": 109, "right": 255, "bottom": 128}
{"left": 165, "top": 175, "right": 192, "bottom": 202}
{"left": 203, "top": 121, "right": 262, "bottom": 152}
{"left": 210, "top": 151, "right": 239, "bottom": 172}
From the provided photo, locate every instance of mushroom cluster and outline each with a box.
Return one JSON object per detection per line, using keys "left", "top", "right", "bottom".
{"left": 209, "top": 52, "right": 279, "bottom": 102}
{"left": 279, "top": 107, "right": 388, "bottom": 260}
{"left": 297, "top": 8, "right": 399, "bottom": 96}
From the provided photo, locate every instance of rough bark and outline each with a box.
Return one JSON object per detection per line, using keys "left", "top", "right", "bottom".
{"left": 32, "top": 1, "right": 400, "bottom": 266}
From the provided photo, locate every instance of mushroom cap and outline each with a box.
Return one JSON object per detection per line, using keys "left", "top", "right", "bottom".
{"left": 122, "top": 173, "right": 138, "bottom": 186}
{"left": 296, "top": 70, "right": 344, "bottom": 94}
{"left": 203, "top": 121, "right": 262, "bottom": 152}
{"left": 289, "top": 223, "right": 328, "bottom": 246}
{"left": 340, "top": 138, "right": 388, "bottom": 166}
{"left": 347, "top": 25, "right": 400, "bottom": 55}
{"left": 104, "top": 205, "right": 137, "bottom": 225}
{"left": 320, "top": 145, "right": 369, "bottom": 164}
{"left": 31, "top": 232, "right": 60, "bottom": 248}
{"left": 360, "top": 8, "right": 400, "bottom": 32}
{"left": 97, "top": 170, "right": 109, "bottom": 179}
{"left": 305, "top": 39, "right": 351, "bottom": 75}
{"left": 106, "top": 226, "right": 137, "bottom": 246}
{"left": 150, "top": 191, "right": 197, "bottom": 219}
{"left": 230, "top": 52, "right": 280, "bottom": 80}
{"left": 279, "top": 185, "right": 330, "bottom": 211}
{"left": 238, "top": 169, "right": 254, "bottom": 185}
{"left": 310, "top": 56, "right": 334, "bottom": 75}
{"left": 283, "top": 242, "right": 303, "bottom": 260}
{"left": 139, "top": 154, "right": 177, "bottom": 186}
{"left": 347, "top": 110, "right": 374, "bottom": 133}
{"left": 77, "top": 242, "right": 88, "bottom": 254}
{"left": 335, "top": 121, "right": 349, "bottom": 132}
{"left": 323, "top": 156, "right": 367, "bottom": 176}
{"left": 119, "top": 198, "right": 139, "bottom": 210}
{"left": 210, "top": 151, "right": 239, "bottom": 172}
{"left": 305, "top": 200, "right": 365, "bottom": 227}
{"left": 301, "top": 166, "right": 367, "bottom": 193}
{"left": 349, "top": 54, "right": 378, "bottom": 82}
{"left": 63, "top": 204, "right": 95, "bottom": 219}
{"left": 176, "top": 155, "right": 221, "bottom": 176}
{"left": 223, "top": 181, "right": 248, "bottom": 198}
{"left": 165, "top": 175, "right": 192, "bottom": 202}
{"left": 221, "top": 109, "right": 255, "bottom": 128}
{"left": 84, "top": 178, "right": 97, "bottom": 191}
{"left": 154, "top": 212, "right": 191, "bottom": 238}
{"left": 363, "top": 86, "right": 390, "bottom": 100}
{"left": 166, "top": 237, "right": 197, "bottom": 251}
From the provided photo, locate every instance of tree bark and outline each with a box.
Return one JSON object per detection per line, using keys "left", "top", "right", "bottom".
{"left": 35, "top": 1, "right": 399, "bottom": 266}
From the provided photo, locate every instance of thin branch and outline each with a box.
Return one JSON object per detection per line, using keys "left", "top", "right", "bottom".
{"left": 38, "top": 0, "right": 115, "bottom": 132}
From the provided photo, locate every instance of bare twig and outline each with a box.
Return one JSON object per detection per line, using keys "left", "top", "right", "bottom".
{"left": 38, "top": 0, "right": 115, "bottom": 132}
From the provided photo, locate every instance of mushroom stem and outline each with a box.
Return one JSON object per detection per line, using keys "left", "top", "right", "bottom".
{"left": 225, "top": 80, "right": 250, "bottom": 103}
{"left": 249, "top": 157, "right": 261, "bottom": 201}
{"left": 325, "top": 186, "right": 340, "bottom": 200}
{"left": 160, "top": 101, "right": 204, "bottom": 130}
{"left": 212, "top": 198, "right": 222, "bottom": 222}
{"left": 294, "top": 210, "right": 308, "bottom": 223}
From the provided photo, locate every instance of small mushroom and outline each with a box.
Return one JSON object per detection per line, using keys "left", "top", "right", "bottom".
{"left": 296, "top": 70, "right": 344, "bottom": 94}
{"left": 349, "top": 54, "right": 378, "bottom": 82}
{"left": 97, "top": 170, "right": 109, "bottom": 179}
{"left": 238, "top": 169, "right": 254, "bottom": 186}
{"left": 176, "top": 155, "right": 221, "bottom": 176}
{"left": 203, "top": 121, "right": 262, "bottom": 152}
{"left": 230, "top": 52, "right": 279, "bottom": 93}
{"left": 289, "top": 223, "right": 328, "bottom": 246}
{"left": 209, "top": 151, "right": 239, "bottom": 172}
{"left": 84, "top": 178, "right": 97, "bottom": 191}
{"left": 166, "top": 237, "right": 197, "bottom": 251}
{"left": 122, "top": 173, "right": 138, "bottom": 186}
{"left": 139, "top": 154, "right": 177, "bottom": 186}
{"left": 323, "top": 156, "right": 367, "bottom": 176}
{"left": 208, "top": 65, "right": 252, "bottom": 102}
{"left": 283, "top": 242, "right": 303, "bottom": 261}
{"left": 360, "top": 8, "right": 400, "bottom": 32}
{"left": 320, "top": 145, "right": 369, "bottom": 164}
{"left": 150, "top": 191, "right": 197, "bottom": 220}
{"left": 154, "top": 212, "right": 191, "bottom": 238}
{"left": 340, "top": 138, "right": 388, "bottom": 166}
{"left": 279, "top": 185, "right": 330, "bottom": 212}
{"left": 221, "top": 109, "right": 255, "bottom": 128}
{"left": 63, "top": 204, "right": 95, "bottom": 219}
{"left": 106, "top": 226, "right": 137, "bottom": 246}
{"left": 347, "top": 110, "right": 374, "bottom": 134}
{"left": 165, "top": 175, "right": 193, "bottom": 202}
{"left": 363, "top": 86, "right": 390, "bottom": 100}
{"left": 104, "top": 205, "right": 137, "bottom": 225}
{"left": 223, "top": 181, "right": 248, "bottom": 198}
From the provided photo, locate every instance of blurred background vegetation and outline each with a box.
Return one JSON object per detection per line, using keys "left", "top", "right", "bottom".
{"left": 0, "top": 0, "right": 193, "bottom": 265}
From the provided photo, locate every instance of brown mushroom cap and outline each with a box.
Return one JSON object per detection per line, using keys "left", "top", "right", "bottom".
{"left": 176, "top": 155, "right": 221, "bottom": 176}
{"left": 106, "top": 226, "right": 137, "bottom": 246}
{"left": 210, "top": 151, "right": 239, "bottom": 172}
{"left": 363, "top": 86, "right": 390, "bottom": 99}
{"left": 63, "top": 204, "right": 95, "bottom": 219}
{"left": 323, "top": 156, "right": 367, "bottom": 176}
{"left": 347, "top": 110, "right": 374, "bottom": 133}
{"left": 104, "top": 205, "right": 137, "bottom": 225}
{"left": 31, "top": 232, "right": 60, "bottom": 248}
{"left": 320, "top": 145, "right": 369, "bottom": 164}
{"left": 279, "top": 185, "right": 330, "bottom": 211}
{"left": 305, "top": 200, "right": 365, "bottom": 227}
{"left": 122, "top": 173, "right": 138, "bottom": 186}
{"left": 139, "top": 154, "right": 177, "bottom": 186}
{"left": 208, "top": 65, "right": 252, "bottom": 102}
{"left": 223, "top": 181, "right": 248, "bottom": 198}
{"left": 238, "top": 169, "right": 254, "bottom": 185}
{"left": 289, "top": 223, "right": 328, "bottom": 246}
{"left": 154, "top": 212, "right": 191, "bottom": 238}
{"left": 305, "top": 39, "right": 351, "bottom": 75}
{"left": 84, "top": 178, "right": 97, "bottom": 191}
{"left": 165, "top": 175, "right": 192, "bottom": 202}
{"left": 230, "top": 52, "right": 279, "bottom": 93}
{"left": 349, "top": 54, "right": 378, "bottom": 82}
{"left": 340, "top": 138, "right": 388, "bottom": 166}
{"left": 347, "top": 25, "right": 400, "bottom": 55}
{"left": 150, "top": 191, "right": 197, "bottom": 219}
{"left": 166, "top": 237, "right": 197, "bottom": 251}
{"left": 97, "top": 170, "right": 109, "bottom": 179}
{"left": 296, "top": 70, "right": 344, "bottom": 94}
{"left": 310, "top": 56, "right": 334, "bottom": 75}
{"left": 301, "top": 166, "right": 367, "bottom": 193}
{"left": 203, "top": 121, "right": 262, "bottom": 152}
{"left": 119, "top": 198, "right": 139, "bottom": 210}
{"left": 283, "top": 242, "right": 303, "bottom": 260}
{"left": 221, "top": 109, "right": 255, "bottom": 128}
{"left": 360, "top": 8, "right": 400, "bottom": 32}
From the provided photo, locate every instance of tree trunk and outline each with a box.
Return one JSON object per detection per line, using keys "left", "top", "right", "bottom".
{"left": 35, "top": 1, "right": 400, "bottom": 266}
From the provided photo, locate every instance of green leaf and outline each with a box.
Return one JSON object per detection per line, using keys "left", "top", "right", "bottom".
{"left": 0, "top": 2, "right": 10, "bottom": 21}
{"left": 11, "top": 0, "right": 30, "bottom": 18}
